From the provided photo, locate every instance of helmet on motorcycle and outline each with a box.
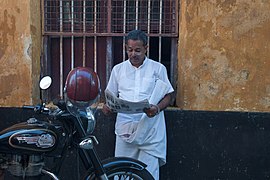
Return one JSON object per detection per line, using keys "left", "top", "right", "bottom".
{"left": 64, "top": 67, "right": 100, "bottom": 112}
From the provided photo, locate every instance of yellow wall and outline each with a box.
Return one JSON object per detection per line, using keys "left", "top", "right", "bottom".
{"left": 177, "top": 0, "right": 270, "bottom": 111}
{"left": 1, "top": 0, "right": 270, "bottom": 112}
{"left": 0, "top": 0, "right": 41, "bottom": 107}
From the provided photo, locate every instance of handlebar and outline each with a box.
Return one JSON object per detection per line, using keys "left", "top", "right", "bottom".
{"left": 22, "top": 105, "right": 36, "bottom": 110}
{"left": 53, "top": 99, "right": 67, "bottom": 110}
{"left": 22, "top": 104, "right": 50, "bottom": 114}
{"left": 23, "top": 98, "right": 66, "bottom": 113}
{"left": 23, "top": 100, "right": 96, "bottom": 137}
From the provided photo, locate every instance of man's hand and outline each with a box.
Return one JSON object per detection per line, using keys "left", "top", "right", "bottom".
{"left": 102, "top": 104, "right": 113, "bottom": 116}
{"left": 143, "top": 104, "right": 160, "bottom": 118}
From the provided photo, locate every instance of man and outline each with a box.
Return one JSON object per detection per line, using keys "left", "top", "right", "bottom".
{"left": 102, "top": 29, "right": 174, "bottom": 179}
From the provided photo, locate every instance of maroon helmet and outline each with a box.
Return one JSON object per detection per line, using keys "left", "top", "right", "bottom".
{"left": 64, "top": 67, "right": 100, "bottom": 111}
{"left": 64, "top": 67, "right": 100, "bottom": 134}
{"left": 65, "top": 67, "right": 100, "bottom": 101}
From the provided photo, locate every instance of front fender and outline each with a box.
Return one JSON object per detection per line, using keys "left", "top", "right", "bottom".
{"left": 82, "top": 156, "right": 152, "bottom": 179}
{"left": 102, "top": 157, "right": 147, "bottom": 171}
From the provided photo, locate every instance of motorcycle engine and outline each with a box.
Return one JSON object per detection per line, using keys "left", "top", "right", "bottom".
{"left": 0, "top": 154, "right": 44, "bottom": 177}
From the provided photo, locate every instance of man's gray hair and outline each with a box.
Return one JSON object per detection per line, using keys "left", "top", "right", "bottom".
{"left": 125, "top": 30, "right": 148, "bottom": 46}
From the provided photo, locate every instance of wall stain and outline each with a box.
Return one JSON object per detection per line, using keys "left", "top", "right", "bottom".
{"left": 30, "top": 25, "right": 36, "bottom": 35}
{"left": 0, "top": 3, "right": 34, "bottom": 107}
{"left": 15, "top": 6, "right": 21, "bottom": 14}
{"left": 178, "top": 0, "right": 270, "bottom": 111}
{"left": 0, "top": 10, "right": 16, "bottom": 60}
{"left": 0, "top": 74, "right": 18, "bottom": 99}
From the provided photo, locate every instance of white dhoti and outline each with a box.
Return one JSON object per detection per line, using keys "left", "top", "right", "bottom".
{"left": 115, "top": 80, "right": 170, "bottom": 179}
{"left": 115, "top": 135, "right": 160, "bottom": 179}
{"left": 115, "top": 111, "right": 166, "bottom": 180}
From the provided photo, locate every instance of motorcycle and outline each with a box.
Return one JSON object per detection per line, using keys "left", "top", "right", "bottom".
{"left": 0, "top": 68, "right": 154, "bottom": 180}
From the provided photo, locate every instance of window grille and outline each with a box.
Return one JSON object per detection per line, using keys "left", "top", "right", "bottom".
{"left": 42, "top": 0, "right": 178, "bottom": 101}
{"left": 44, "top": 0, "right": 177, "bottom": 35}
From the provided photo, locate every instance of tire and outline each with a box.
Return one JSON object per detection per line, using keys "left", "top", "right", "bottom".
{"left": 84, "top": 166, "right": 154, "bottom": 180}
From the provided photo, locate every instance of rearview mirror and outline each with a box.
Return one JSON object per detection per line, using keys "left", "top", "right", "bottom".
{"left": 39, "top": 76, "right": 52, "bottom": 90}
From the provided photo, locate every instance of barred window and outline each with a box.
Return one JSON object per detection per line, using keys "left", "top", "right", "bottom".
{"left": 42, "top": 0, "right": 178, "bottom": 102}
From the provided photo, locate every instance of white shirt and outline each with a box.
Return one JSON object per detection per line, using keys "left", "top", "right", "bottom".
{"left": 106, "top": 57, "right": 173, "bottom": 134}
{"left": 106, "top": 57, "right": 174, "bottom": 165}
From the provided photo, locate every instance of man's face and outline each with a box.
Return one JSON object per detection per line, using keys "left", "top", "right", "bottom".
{"left": 126, "top": 39, "right": 148, "bottom": 68}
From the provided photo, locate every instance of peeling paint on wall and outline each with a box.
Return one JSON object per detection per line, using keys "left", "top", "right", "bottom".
{"left": 23, "top": 36, "right": 32, "bottom": 63}
{"left": 178, "top": 0, "right": 270, "bottom": 111}
{"left": 0, "top": 1, "right": 35, "bottom": 107}
{"left": 0, "top": 10, "right": 16, "bottom": 60}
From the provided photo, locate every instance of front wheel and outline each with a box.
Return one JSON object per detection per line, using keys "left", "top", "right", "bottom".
{"left": 83, "top": 157, "right": 154, "bottom": 180}
{"left": 84, "top": 166, "right": 153, "bottom": 180}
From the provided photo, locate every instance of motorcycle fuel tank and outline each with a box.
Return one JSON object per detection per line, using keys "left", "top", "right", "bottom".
{"left": 0, "top": 118, "right": 58, "bottom": 153}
